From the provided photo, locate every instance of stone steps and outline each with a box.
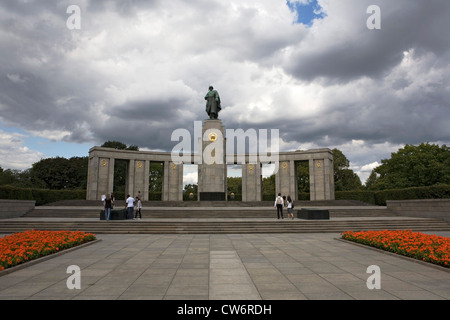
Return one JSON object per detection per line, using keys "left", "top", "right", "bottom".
{"left": 25, "top": 207, "right": 392, "bottom": 218}
{"left": 42, "top": 199, "right": 372, "bottom": 207}
{"left": 1, "top": 218, "right": 449, "bottom": 234}
{"left": 12, "top": 201, "right": 449, "bottom": 234}
{"left": 25, "top": 209, "right": 394, "bottom": 218}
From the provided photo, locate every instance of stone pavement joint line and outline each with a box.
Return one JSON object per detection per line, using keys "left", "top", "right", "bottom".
{"left": 0, "top": 233, "right": 449, "bottom": 300}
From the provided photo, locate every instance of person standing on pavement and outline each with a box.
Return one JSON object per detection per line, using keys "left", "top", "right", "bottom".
{"left": 126, "top": 194, "right": 135, "bottom": 219}
{"left": 103, "top": 194, "right": 113, "bottom": 221}
{"left": 274, "top": 193, "right": 284, "bottom": 219}
{"left": 286, "top": 195, "right": 294, "bottom": 220}
{"left": 134, "top": 196, "right": 142, "bottom": 220}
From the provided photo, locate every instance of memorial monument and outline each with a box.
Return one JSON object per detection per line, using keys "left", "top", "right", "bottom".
{"left": 86, "top": 87, "right": 335, "bottom": 202}
{"left": 205, "top": 86, "right": 221, "bottom": 120}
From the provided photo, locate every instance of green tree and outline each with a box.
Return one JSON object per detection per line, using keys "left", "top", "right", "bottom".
{"left": 101, "top": 141, "right": 139, "bottom": 151}
{"left": 372, "top": 143, "right": 450, "bottom": 190}
{"left": 364, "top": 171, "right": 379, "bottom": 190}
{"left": 332, "top": 148, "right": 362, "bottom": 191}
{"left": 149, "top": 162, "right": 163, "bottom": 193}
{"left": 227, "top": 177, "right": 242, "bottom": 195}
{"left": 0, "top": 166, "right": 17, "bottom": 186}
{"left": 262, "top": 174, "right": 275, "bottom": 197}
{"left": 297, "top": 161, "right": 310, "bottom": 193}
{"left": 184, "top": 183, "right": 198, "bottom": 194}
{"left": 29, "top": 157, "right": 88, "bottom": 190}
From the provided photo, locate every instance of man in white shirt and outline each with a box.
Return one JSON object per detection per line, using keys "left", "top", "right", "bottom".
{"left": 274, "top": 193, "right": 284, "bottom": 219}
{"left": 126, "top": 194, "right": 135, "bottom": 219}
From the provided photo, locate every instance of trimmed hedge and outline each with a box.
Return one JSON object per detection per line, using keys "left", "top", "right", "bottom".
{"left": 336, "top": 185, "right": 450, "bottom": 206}
{"left": 1, "top": 184, "right": 449, "bottom": 206}
{"left": 335, "top": 191, "right": 376, "bottom": 205}
{"left": 0, "top": 185, "right": 86, "bottom": 206}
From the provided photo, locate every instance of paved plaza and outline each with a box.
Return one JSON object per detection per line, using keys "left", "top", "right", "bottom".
{"left": 0, "top": 231, "right": 449, "bottom": 300}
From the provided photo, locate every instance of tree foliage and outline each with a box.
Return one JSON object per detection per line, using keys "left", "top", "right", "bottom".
{"left": 101, "top": 140, "right": 139, "bottom": 151}
{"left": 29, "top": 157, "right": 88, "bottom": 190}
{"left": 368, "top": 143, "right": 450, "bottom": 190}
{"left": 332, "top": 148, "right": 362, "bottom": 191}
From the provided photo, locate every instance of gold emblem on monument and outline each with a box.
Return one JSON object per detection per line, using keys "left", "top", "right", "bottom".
{"left": 208, "top": 132, "right": 218, "bottom": 142}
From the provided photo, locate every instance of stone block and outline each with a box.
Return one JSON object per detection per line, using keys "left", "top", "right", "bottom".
{"left": 297, "top": 208, "right": 330, "bottom": 220}
{"left": 100, "top": 209, "right": 130, "bottom": 220}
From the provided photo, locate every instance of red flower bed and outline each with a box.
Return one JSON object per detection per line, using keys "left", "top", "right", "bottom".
{"left": 341, "top": 230, "right": 450, "bottom": 268}
{"left": 0, "top": 230, "right": 96, "bottom": 271}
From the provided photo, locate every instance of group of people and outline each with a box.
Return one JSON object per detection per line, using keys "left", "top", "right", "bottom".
{"left": 102, "top": 193, "right": 143, "bottom": 221}
{"left": 274, "top": 193, "right": 295, "bottom": 220}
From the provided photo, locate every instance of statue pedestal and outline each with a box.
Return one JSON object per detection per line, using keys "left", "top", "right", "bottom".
{"left": 198, "top": 120, "right": 227, "bottom": 201}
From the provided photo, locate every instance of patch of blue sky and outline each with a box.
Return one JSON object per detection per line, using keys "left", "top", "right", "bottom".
{"left": 25, "top": 137, "right": 91, "bottom": 159}
{"left": 286, "top": 0, "right": 326, "bottom": 26}
{"left": 1, "top": 122, "right": 90, "bottom": 159}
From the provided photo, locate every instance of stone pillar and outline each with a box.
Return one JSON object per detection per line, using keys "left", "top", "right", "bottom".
{"left": 324, "top": 158, "right": 334, "bottom": 200}
{"left": 126, "top": 159, "right": 135, "bottom": 198}
{"left": 163, "top": 160, "right": 169, "bottom": 201}
{"left": 107, "top": 158, "right": 115, "bottom": 197}
{"left": 242, "top": 162, "right": 262, "bottom": 201}
{"left": 276, "top": 161, "right": 288, "bottom": 197}
{"left": 86, "top": 156, "right": 99, "bottom": 200}
{"left": 275, "top": 160, "right": 297, "bottom": 200}
{"left": 132, "top": 160, "right": 146, "bottom": 200}
{"left": 310, "top": 158, "right": 333, "bottom": 201}
{"left": 143, "top": 160, "right": 150, "bottom": 201}
{"left": 198, "top": 120, "right": 227, "bottom": 201}
{"left": 168, "top": 161, "right": 183, "bottom": 201}
{"left": 162, "top": 160, "right": 183, "bottom": 201}
{"left": 97, "top": 157, "right": 112, "bottom": 200}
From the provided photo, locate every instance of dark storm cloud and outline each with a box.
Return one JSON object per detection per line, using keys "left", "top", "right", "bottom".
{"left": 0, "top": 0, "right": 448, "bottom": 177}
{"left": 285, "top": 0, "right": 450, "bottom": 83}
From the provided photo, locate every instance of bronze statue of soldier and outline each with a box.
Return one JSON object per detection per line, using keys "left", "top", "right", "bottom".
{"left": 205, "top": 86, "right": 221, "bottom": 119}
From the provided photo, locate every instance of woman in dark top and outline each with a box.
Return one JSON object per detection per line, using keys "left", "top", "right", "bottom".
{"left": 104, "top": 194, "right": 113, "bottom": 221}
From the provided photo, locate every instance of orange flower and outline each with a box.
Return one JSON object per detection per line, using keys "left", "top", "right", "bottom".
{"left": 341, "top": 230, "right": 449, "bottom": 268}
{"left": 0, "top": 230, "right": 96, "bottom": 270}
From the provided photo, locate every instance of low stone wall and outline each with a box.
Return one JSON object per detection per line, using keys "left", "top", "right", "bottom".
{"left": 0, "top": 200, "right": 36, "bottom": 219}
{"left": 387, "top": 199, "right": 450, "bottom": 223}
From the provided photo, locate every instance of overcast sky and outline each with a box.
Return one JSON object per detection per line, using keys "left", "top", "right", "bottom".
{"left": 0, "top": 0, "right": 449, "bottom": 185}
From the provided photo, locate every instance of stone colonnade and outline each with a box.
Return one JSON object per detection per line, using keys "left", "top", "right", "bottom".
{"left": 86, "top": 147, "right": 334, "bottom": 202}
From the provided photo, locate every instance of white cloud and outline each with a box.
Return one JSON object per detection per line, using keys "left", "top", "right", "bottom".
{"left": 0, "top": 130, "right": 44, "bottom": 170}
{"left": 0, "top": 0, "right": 448, "bottom": 181}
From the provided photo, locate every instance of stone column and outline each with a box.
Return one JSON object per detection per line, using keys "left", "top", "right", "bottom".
{"left": 242, "top": 162, "right": 262, "bottom": 201}
{"left": 276, "top": 160, "right": 291, "bottom": 198}
{"left": 324, "top": 158, "right": 334, "bottom": 200}
{"left": 168, "top": 161, "right": 183, "bottom": 201}
{"left": 310, "top": 159, "right": 329, "bottom": 201}
{"left": 143, "top": 160, "right": 150, "bottom": 201}
{"left": 290, "top": 160, "right": 299, "bottom": 201}
{"left": 133, "top": 160, "right": 146, "bottom": 199}
{"left": 86, "top": 156, "right": 99, "bottom": 200}
{"left": 163, "top": 160, "right": 169, "bottom": 201}
{"left": 275, "top": 160, "right": 297, "bottom": 201}
{"left": 198, "top": 120, "right": 227, "bottom": 201}
{"left": 126, "top": 159, "right": 135, "bottom": 198}
{"left": 107, "top": 158, "right": 115, "bottom": 197}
